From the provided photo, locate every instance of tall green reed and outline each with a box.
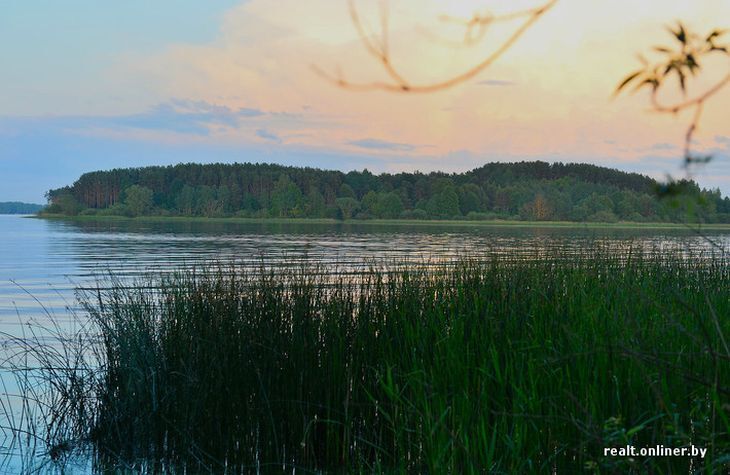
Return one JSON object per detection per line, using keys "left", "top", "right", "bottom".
{"left": 3, "top": 250, "right": 729, "bottom": 473}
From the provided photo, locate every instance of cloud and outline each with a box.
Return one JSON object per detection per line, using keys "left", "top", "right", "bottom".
{"left": 0, "top": 100, "right": 300, "bottom": 142}
{"left": 256, "top": 128, "right": 282, "bottom": 143}
{"left": 475, "top": 79, "right": 516, "bottom": 87}
{"left": 648, "top": 142, "right": 677, "bottom": 151}
{"left": 347, "top": 138, "right": 416, "bottom": 152}
{"left": 715, "top": 135, "right": 730, "bottom": 146}
{"left": 110, "top": 100, "right": 265, "bottom": 134}
{"left": 168, "top": 99, "right": 264, "bottom": 117}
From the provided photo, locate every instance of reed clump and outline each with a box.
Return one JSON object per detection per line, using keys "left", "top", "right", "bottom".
{"left": 10, "top": 252, "right": 730, "bottom": 473}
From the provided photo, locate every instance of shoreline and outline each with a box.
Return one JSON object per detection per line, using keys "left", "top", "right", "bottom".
{"left": 32, "top": 213, "right": 730, "bottom": 231}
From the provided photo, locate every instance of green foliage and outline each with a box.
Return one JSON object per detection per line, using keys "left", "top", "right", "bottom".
{"left": 45, "top": 161, "right": 730, "bottom": 223}
{"left": 123, "top": 185, "right": 154, "bottom": 217}
{"left": 521, "top": 194, "right": 552, "bottom": 220}
{"left": 45, "top": 190, "right": 83, "bottom": 216}
{"left": 588, "top": 210, "right": 619, "bottom": 223}
{"left": 0, "top": 202, "right": 43, "bottom": 214}
{"left": 305, "top": 186, "right": 327, "bottom": 217}
{"left": 400, "top": 208, "right": 428, "bottom": 220}
{"left": 338, "top": 183, "right": 356, "bottom": 199}
{"left": 466, "top": 211, "right": 499, "bottom": 221}
{"left": 362, "top": 191, "right": 404, "bottom": 218}
{"left": 270, "top": 174, "right": 304, "bottom": 217}
{"left": 175, "top": 184, "right": 197, "bottom": 215}
{"left": 458, "top": 183, "right": 484, "bottom": 215}
{"left": 374, "top": 192, "right": 404, "bottom": 218}
{"left": 335, "top": 196, "right": 360, "bottom": 220}
{"left": 425, "top": 188, "right": 460, "bottom": 219}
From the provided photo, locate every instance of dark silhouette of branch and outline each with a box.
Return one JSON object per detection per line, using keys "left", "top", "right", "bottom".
{"left": 313, "top": 0, "right": 558, "bottom": 93}
{"left": 651, "top": 72, "right": 730, "bottom": 167}
{"left": 616, "top": 24, "right": 730, "bottom": 169}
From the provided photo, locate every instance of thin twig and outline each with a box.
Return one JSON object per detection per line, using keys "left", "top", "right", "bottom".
{"left": 314, "top": 0, "right": 558, "bottom": 93}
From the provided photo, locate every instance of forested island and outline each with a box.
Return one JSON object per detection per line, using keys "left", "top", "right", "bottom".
{"left": 43, "top": 161, "right": 730, "bottom": 223}
{"left": 0, "top": 202, "right": 44, "bottom": 214}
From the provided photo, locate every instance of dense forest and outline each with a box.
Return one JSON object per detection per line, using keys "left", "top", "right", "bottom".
{"left": 0, "top": 202, "right": 44, "bottom": 214}
{"left": 44, "top": 161, "right": 730, "bottom": 223}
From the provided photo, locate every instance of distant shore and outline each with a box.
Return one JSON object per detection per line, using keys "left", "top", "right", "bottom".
{"left": 33, "top": 213, "right": 730, "bottom": 231}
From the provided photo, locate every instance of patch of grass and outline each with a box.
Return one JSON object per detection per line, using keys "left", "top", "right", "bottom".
{"left": 4, "top": 251, "right": 730, "bottom": 473}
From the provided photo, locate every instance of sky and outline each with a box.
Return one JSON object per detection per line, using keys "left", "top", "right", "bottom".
{"left": 1, "top": 0, "right": 729, "bottom": 203}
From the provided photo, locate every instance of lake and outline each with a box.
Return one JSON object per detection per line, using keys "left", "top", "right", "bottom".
{"left": 1, "top": 215, "right": 729, "bottom": 325}
{"left": 0, "top": 214, "right": 728, "bottom": 473}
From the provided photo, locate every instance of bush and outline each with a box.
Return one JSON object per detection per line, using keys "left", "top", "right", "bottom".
{"left": 123, "top": 185, "right": 154, "bottom": 217}
{"left": 626, "top": 212, "right": 646, "bottom": 222}
{"left": 466, "top": 211, "right": 498, "bottom": 221}
{"left": 400, "top": 209, "right": 428, "bottom": 220}
{"left": 97, "top": 204, "right": 132, "bottom": 217}
{"left": 588, "top": 210, "right": 619, "bottom": 223}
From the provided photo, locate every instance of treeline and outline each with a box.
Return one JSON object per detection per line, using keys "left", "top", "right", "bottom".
{"left": 44, "top": 161, "right": 730, "bottom": 223}
{"left": 0, "top": 202, "right": 44, "bottom": 214}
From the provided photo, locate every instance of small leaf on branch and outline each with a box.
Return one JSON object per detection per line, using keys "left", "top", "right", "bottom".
{"left": 674, "top": 23, "right": 687, "bottom": 44}
{"left": 706, "top": 29, "right": 727, "bottom": 41}
{"left": 615, "top": 71, "right": 643, "bottom": 93}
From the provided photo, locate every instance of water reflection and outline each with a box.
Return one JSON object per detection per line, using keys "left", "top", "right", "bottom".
{"left": 2, "top": 215, "right": 728, "bottom": 324}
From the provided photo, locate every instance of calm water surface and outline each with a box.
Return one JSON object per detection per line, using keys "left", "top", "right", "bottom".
{"left": 1, "top": 214, "right": 729, "bottom": 325}
{"left": 0, "top": 214, "right": 728, "bottom": 472}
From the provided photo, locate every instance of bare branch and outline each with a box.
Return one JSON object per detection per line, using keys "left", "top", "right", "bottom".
{"left": 437, "top": 3, "right": 558, "bottom": 47}
{"left": 314, "top": 0, "right": 558, "bottom": 93}
{"left": 617, "top": 24, "right": 730, "bottom": 169}
{"left": 652, "top": 68, "right": 729, "bottom": 168}
{"left": 649, "top": 71, "right": 730, "bottom": 114}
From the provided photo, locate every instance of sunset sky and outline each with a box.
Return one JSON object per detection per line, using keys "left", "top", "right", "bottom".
{"left": 1, "top": 0, "right": 729, "bottom": 202}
